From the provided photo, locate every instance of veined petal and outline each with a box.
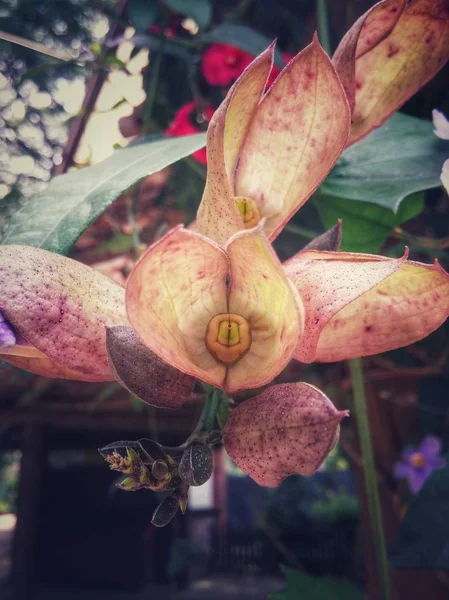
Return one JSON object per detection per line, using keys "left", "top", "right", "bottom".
{"left": 126, "top": 226, "right": 229, "bottom": 387}
{"left": 224, "top": 382, "right": 348, "bottom": 487}
{"left": 196, "top": 45, "right": 275, "bottom": 245}
{"left": 224, "top": 228, "right": 303, "bottom": 392}
{"left": 235, "top": 34, "right": 350, "bottom": 241}
{"left": 334, "top": 0, "right": 449, "bottom": 145}
{"left": 0, "top": 245, "right": 127, "bottom": 379}
{"left": 284, "top": 250, "right": 449, "bottom": 362}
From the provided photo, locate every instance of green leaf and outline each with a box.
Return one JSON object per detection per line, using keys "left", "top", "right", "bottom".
{"left": 0, "top": 134, "right": 206, "bottom": 255}
{"left": 321, "top": 112, "right": 449, "bottom": 212}
{"left": 389, "top": 454, "right": 449, "bottom": 569}
{"left": 271, "top": 566, "right": 363, "bottom": 600}
{"left": 165, "top": 0, "right": 212, "bottom": 31}
{"left": 128, "top": 0, "right": 159, "bottom": 33}
{"left": 315, "top": 192, "right": 424, "bottom": 253}
{"left": 202, "top": 24, "right": 285, "bottom": 68}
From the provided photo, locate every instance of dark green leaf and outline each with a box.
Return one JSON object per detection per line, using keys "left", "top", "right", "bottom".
{"left": 321, "top": 113, "right": 449, "bottom": 212}
{"left": 315, "top": 193, "right": 424, "bottom": 253}
{"left": 0, "top": 133, "right": 206, "bottom": 255}
{"left": 165, "top": 0, "right": 212, "bottom": 31}
{"left": 389, "top": 455, "right": 449, "bottom": 569}
{"left": 271, "top": 566, "right": 363, "bottom": 600}
{"left": 202, "top": 24, "right": 285, "bottom": 68}
{"left": 128, "top": 0, "right": 159, "bottom": 33}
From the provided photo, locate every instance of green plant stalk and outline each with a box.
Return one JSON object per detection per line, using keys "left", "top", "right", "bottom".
{"left": 142, "top": 18, "right": 167, "bottom": 135}
{"left": 195, "top": 389, "right": 221, "bottom": 433}
{"left": 317, "top": 0, "right": 332, "bottom": 55}
{"left": 349, "top": 358, "right": 391, "bottom": 600}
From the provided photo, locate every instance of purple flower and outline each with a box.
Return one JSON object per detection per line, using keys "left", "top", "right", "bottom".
{"left": 0, "top": 311, "right": 16, "bottom": 349}
{"left": 394, "top": 436, "right": 446, "bottom": 494}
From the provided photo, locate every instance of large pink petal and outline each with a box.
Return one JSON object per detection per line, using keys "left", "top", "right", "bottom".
{"left": 235, "top": 34, "right": 350, "bottom": 241}
{"left": 0, "top": 245, "right": 127, "bottom": 379}
{"left": 126, "top": 226, "right": 228, "bottom": 387}
{"left": 284, "top": 250, "right": 449, "bottom": 362}
{"left": 224, "top": 229, "right": 303, "bottom": 392}
{"left": 196, "top": 45, "right": 275, "bottom": 245}
{"left": 224, "top": 382, "right": 348, "bottom": 487}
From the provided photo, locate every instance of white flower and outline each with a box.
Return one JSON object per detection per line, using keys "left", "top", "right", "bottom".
{"left": 432, "top": 109, "right": 449, "bottom": 141}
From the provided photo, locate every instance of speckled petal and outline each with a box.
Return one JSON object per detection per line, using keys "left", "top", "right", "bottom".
{"left": 106, "top": 326, "right": 195, "bottom": 409}
{"left": 1, "top": 351, "right": 108, "bottom": 381}
{"left": 284, "top": 250, "right": 449, "bottom": 362}
{"left": 126, "top": 226, "right": 228, "bottom": 387}
{"left": 224, "top": 229, "right": 303, "bottom": 393}
{"left": 224, "top": 382, "right": 348, "bottom": 487}
{"left": 334, "top": 0, "right": 449, "bottom": 145}
{"left": 196, "top": 45, "right": 275, "bottom": 245}
{"left": 0, "top": 245, "right": 127, "bottom": 379}
{"left": 235, "top": 34, "right": 350, "bottom": 241}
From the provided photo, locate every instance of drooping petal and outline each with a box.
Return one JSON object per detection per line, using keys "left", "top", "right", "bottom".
{"left": 235, "top": 34, "right": 350, "bottom": 241}
{"left": 106, "top": 326, "right": 195, "bottom": 409}
{"left": 0, "top": 245, "right": 127, "bottom": 379}
{"left": 224, "top": 228, "right": 303, "bottom": 392}
{"left": 196, "top": 45, "right": 275, "bottom": 245}
{"left": 284, "top": 250, "right": 449, "bottom": 363}
{"left": 334, "top": 0, "right": 449, "bottom": 145}
{"left": 1, "top": 350, "right": 107, "bottom": 381}
{"left": 432, "top": 109, "right": 449, "bottom": 140}
{"left": 126, "top": 226, "right": 229, "bottom": 387}
{"left": 224, "top": 382, "right": 348, "bottom": 487}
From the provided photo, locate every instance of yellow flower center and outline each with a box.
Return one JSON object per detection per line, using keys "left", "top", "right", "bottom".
{"left": 205, "top": 313, "right": 251, "bottom": 365}
{"left": 410, "top": 452, "right": 426, "bottom": 468}
{"left": 234, "top": 196, "right": 261, "bottom": 229}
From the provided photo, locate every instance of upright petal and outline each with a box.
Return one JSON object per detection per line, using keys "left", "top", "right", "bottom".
{"left": 235, "top": 35, "right": 350, "bottom": 241}
{"left": 126, "top": 226, "right": 229, "bottom": 387}
{"left": 224, "top": 382, "right": 348, "bottom": 487}
{"left": 0, "top": 245, "right": 127, "bottom": 379}
{"left": 284, "top": 250, "right": 449, "bottom": 362}
{"left": 196, "top": 45, "right": 275, "bottom": 245}
{"left": 224, "top": 229, "right": 303, "bottom": 392}
{"left": 334, "top": 0, "right": 449, "bottom": 145}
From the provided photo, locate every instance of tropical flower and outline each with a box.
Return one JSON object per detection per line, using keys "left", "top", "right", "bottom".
{"left": 333, "top": 0, "right": 449, "bottom": 145}
{"left": 2, "top": 37, "right": 449, "bottom": 487}
{"left": 394, "top": 436, "right": 446, "bottom": 494}
{"left": 165, "top": 102, "right": 214, "bottom": 165}
{"left": 202, "top": 42, "right": 293, "bottom": 89}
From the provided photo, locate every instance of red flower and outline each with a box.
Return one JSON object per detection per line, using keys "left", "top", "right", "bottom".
{"left": 202, "top": 43, "right": 294, "bottom": 89}
{"left": 165, "top": 102, "right": 214, "bottom": 165}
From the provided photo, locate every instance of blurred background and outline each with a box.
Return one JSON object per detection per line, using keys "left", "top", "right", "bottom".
{"left": 1, "top": 1, "right": 449, "bottom": 599}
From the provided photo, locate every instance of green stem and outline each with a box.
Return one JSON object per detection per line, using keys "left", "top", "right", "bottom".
{"left": 349, "top": 358, "right": 391, "bottom": 600}
{"left": 317, "top": 0, "right": 332, "bottom": 55}
{"left": 195, "top": 389, "right": 221, "bottom": 433}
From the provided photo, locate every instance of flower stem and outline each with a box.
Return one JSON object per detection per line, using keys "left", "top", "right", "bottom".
{"left": 195, "top": 388, "right": 221, "bottom": 433}
{"left": 142, "top": 17, "right": 167, "bottom": 135}
{"left": 349, "top": 357, "right": 391, "bottom": 600}
{"left": 317, "top": 0, "right": 332, "bottom": 55}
